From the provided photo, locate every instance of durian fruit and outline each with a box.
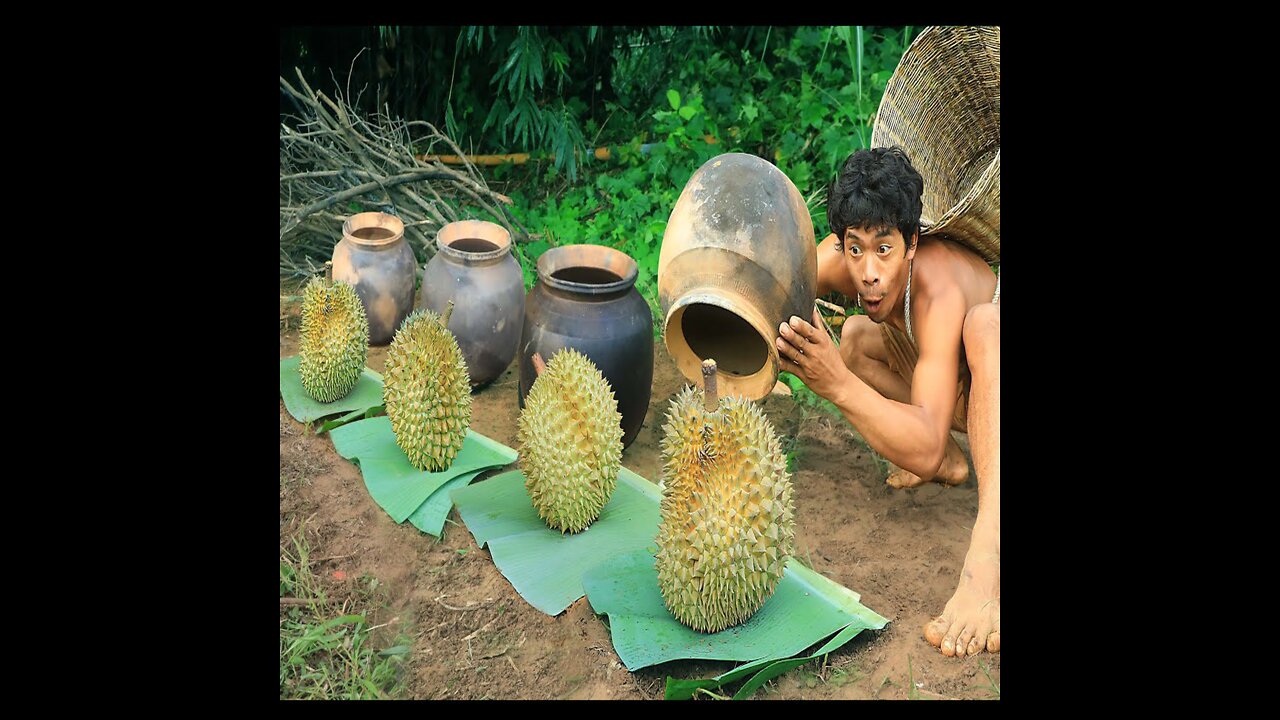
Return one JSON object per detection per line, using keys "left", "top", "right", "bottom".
{"left": 654, "top": 359, "right": 795, "bottom": 633}
{"left": 517, "top": 349, "right": 623, "bottom": 533}
{"left": 299, "top": 264, "right": 369, "bottom": 403}
{"left": 382, "top": 302, "right": 472, "bottom": 471}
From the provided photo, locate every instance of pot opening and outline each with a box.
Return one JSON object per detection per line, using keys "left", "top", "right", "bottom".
{"left": 351, "top": 226, "right": 396, "bottom": 241}
{"left": 448, "top": 237, "right": 501, "bottom": 253}
{"left": 550, "top": 266, "right": 623, "bottom": 285}
{"left": 676, "top": 303, "right": 768, "bottom": 377}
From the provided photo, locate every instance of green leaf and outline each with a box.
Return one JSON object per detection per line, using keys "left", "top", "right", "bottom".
{"left": 280, "top": 356, "right": 385, "bottom": 424}
{"left": 667, "top": 89, "right": 681, "bottom": 110}
{"left": 801, "top": 102, "right": 828, "bottom": 128}
{"left": 317, "top": 407, "right": 369, "bottom": 435}
{"left": 329, "top": 416, "right": 517, "bottom": 527}
{"left": 678, "top": 105, "right": 697, "bottom": 121}
{"left": 583, "top": 549, "right": 889, "bottom": 672}
{"left": 450, "top": 468, "right": 661, "bottom": 615}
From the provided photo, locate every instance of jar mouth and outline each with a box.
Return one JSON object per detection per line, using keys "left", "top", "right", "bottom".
{"left": 537, "top": 245, "right": 638, "bottom": 295}
{"left": 436, "top": 220, "right": 512, "bottom": 262}
{"left": 343, "top": 212, "right": 404, "bottom": 248}
{"left": 663, "top": 292, "right": 777, "bottom": 401}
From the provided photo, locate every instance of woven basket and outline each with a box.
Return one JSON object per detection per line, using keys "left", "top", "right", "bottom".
{"left": 872, "top": 26, "right": 1000, "bottom": 263}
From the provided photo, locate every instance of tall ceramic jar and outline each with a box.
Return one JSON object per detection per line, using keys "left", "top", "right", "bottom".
{"left": 419, "top": 220, "right": 525, "bottom": 389}
{"left": 518, "top": 245, "right": 653, "bottom": 449}
{"left": 658, "top": 153, "right": 816, "bottom": 401}
{"left": 332, "top": 212, "right": 417, "bottom": 346}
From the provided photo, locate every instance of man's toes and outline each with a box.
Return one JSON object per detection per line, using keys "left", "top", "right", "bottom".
{"left": 967, "top": 635, "right": 985, "bottom": 656}
{"left": 955, "top": 623, "right": 977, "bottom": 658}
{"left": 967, "top": 614, "right": 992, "bottom": 657}
{"left": 887, "top": 469, "right": 926, "bottom": 489}
{"left": 924, "top": 616, "right": 950, "bottom": 647}
{"left": 941, "top": 632, "right": 957, "bottom": 657}
{"left": 986, "top": 630, "right": 1000, "bottom": 654}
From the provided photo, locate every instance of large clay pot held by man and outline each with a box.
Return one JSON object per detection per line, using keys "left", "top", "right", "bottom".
{"left": 658, "top": 153, "right": 817, "bottom": 401}
{"left": 419, "top": 220, "right": 525, "bottom": 389}
{"left": 518, "top": 245, "right": 653, "bottom": 449}
{"left": 332, "top": 212, "right": 417, "bottom": 346}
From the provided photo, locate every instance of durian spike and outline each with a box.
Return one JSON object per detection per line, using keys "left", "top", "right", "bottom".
{"left": 701, "top": 358, "right": 718, "bottom": 411}
{"left": 441, "top": 300, "right": 455, "bottom": 328}
{"left": 532, "top": 352, "right": 547, "bottom": 377}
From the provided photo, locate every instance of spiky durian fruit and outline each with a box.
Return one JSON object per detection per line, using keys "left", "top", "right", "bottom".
{"left": 299, "top": 273, "right": 369, "bottom": 403}
{"left": 517, "top": 349, "right": 623, "bottom": 533}
{"left": 382, "top": 304, "right": 472, "bottom": 471}
{"left": 654, "top": 359, "right": 795, "bottom": 633}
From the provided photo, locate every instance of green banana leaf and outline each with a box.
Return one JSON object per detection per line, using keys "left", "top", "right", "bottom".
{"left": 662, "top": 620, "right": 875, "bottom": 699}
{"left": 450, "top": 467, "right": 661, "bottom": 616}
{"left": 581, "top": 550, "right": 888, "bottom": 698}
{"left": 279, "top": 356, "right": 385, "bottom": 424}
{"left": 329, "top": 416, "right": 518, "bottom": 534}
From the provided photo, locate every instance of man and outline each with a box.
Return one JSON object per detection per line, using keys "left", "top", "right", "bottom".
{"left": 776, "top": 146, "right": 1000, "bottom": 658}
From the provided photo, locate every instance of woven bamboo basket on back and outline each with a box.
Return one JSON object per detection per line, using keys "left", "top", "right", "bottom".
{"left": 872, "top": 26, "right": 1000, "bottom": 263}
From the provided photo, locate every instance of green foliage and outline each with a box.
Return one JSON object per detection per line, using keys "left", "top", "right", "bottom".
{"left": 492, "top": 26, "right": 910, "bottom": 341}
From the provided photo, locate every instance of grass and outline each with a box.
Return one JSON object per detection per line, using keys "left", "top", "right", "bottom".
{"left": 973, "top": 660, "right": 1000, "bottom": 699}
{"left": 280, "top": 530, "right": 409, "bottom": 700}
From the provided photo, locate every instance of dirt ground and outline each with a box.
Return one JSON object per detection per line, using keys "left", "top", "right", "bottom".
{"left": 279, "top": 300, "right": 1000, "bottom": 700}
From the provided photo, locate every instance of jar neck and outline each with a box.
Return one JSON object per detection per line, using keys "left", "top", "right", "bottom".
{"left": 343, "top": 212, "right": 405, "bottom": 250}
{"left": 535, "top": 245, "right": 639, "bottom": 297}
{"left": 436, "top": 239, "right": 512, "bottom": 267}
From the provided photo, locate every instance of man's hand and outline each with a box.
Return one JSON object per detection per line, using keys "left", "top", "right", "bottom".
{"left": 776, "top": 308, "right": 849, "bottom": 401}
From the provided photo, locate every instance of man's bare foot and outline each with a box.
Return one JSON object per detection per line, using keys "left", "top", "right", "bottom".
{"left": 924, "top": 550, "right": 1000, "bottom": 657}
{"left": 886, "top": 435, "right": 969, "bottom": 488}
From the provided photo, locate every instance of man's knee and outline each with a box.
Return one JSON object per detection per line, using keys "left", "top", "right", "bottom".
{"left": 840, "top": 314, "right": 877, "bottom": 369}
{"left": 963, "top": 303, "right": 999, "bottom": 360}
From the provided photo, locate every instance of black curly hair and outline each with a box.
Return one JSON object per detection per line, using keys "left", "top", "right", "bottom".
{"left": 826, "top": 146, "right": 925, "bottom": 250}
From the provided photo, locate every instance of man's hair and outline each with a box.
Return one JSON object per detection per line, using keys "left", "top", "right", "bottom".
{"left": 826, "top": 146, "right": 925, "bottom": 248}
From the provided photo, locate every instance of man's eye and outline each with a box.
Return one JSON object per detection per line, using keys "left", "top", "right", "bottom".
{"left": 849, "top": 246, "right": 861, "bottom": 255}
{"left": 879, "top": 245, "right": 891, "bottom": 254}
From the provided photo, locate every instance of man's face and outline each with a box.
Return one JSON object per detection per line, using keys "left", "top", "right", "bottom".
{"left": 840, "top": 225, "right": 916, "bottom": 323}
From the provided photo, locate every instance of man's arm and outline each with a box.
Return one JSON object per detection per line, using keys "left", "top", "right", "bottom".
{"left": 776, "top": 296, "right": 965, "bottom": 479}
{"left": 816, "top": 234, "right": 859, "bottom": 299}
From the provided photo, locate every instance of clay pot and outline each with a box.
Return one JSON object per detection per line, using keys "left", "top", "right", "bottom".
{"left": 332, "top": 212, "right": 417, "bottom": 346}
{"left": 419, "top": 220, "right": 525, "bottom": 389}
{"left": 658, "top": 153, "right": 817, "bottom": 401}
{"left": 518, "top": 245, "right": 653, "bottom": 449}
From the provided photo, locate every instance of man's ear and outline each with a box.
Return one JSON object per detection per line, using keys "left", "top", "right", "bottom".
{"left": 906, "top": 231, "right": 918, "bottom": 260}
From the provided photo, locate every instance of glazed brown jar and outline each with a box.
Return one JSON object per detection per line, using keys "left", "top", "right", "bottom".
{"left": 518, "top": 245, "right": 653, "bottom": 449}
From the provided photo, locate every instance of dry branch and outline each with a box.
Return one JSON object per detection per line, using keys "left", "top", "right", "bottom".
{"left": 280, "top": 68, "right": 521, "bottom": 280}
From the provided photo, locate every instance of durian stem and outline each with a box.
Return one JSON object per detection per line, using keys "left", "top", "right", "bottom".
{"left": 441, "top": 300, "right": 455, "bottom": 327}
{"left": 324, "top": 260, "right": 333, "bottom": 286}
{"left": 701, "top": 358, "right": 718, "bottom": 411}
{"left": 531, "top": 352, "right": 546, "bottom": 377}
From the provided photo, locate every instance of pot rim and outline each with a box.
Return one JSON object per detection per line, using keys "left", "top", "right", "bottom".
{"left": 435, "top": 220, "right": 513, "bottom": 263}
{"left": 343, "top": 212, "right": 405, "bottom": 248}
{"left": 537, "top": 244, "right": 638, "bottom": 296}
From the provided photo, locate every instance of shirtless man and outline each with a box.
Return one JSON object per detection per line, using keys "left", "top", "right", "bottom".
{"left": 775, "top": 147, "right": 1000, "bottom": 658}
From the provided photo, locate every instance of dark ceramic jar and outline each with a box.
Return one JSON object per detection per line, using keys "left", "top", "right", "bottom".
{"left": 332, "top": 212, "right": 417, "bottom": 346}
{"left": 518, "top": 245, "right": 653, "bottom": 449}
{"left": 419, "top": 220, "right": 525, "bottom": 389}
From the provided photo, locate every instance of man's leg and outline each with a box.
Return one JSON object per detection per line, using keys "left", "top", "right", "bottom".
{"left": 840, "top": 316, "right": 969, "bottom": 487}
{"left": 925, "top": 302, "right": 1000, "bottom": 657}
